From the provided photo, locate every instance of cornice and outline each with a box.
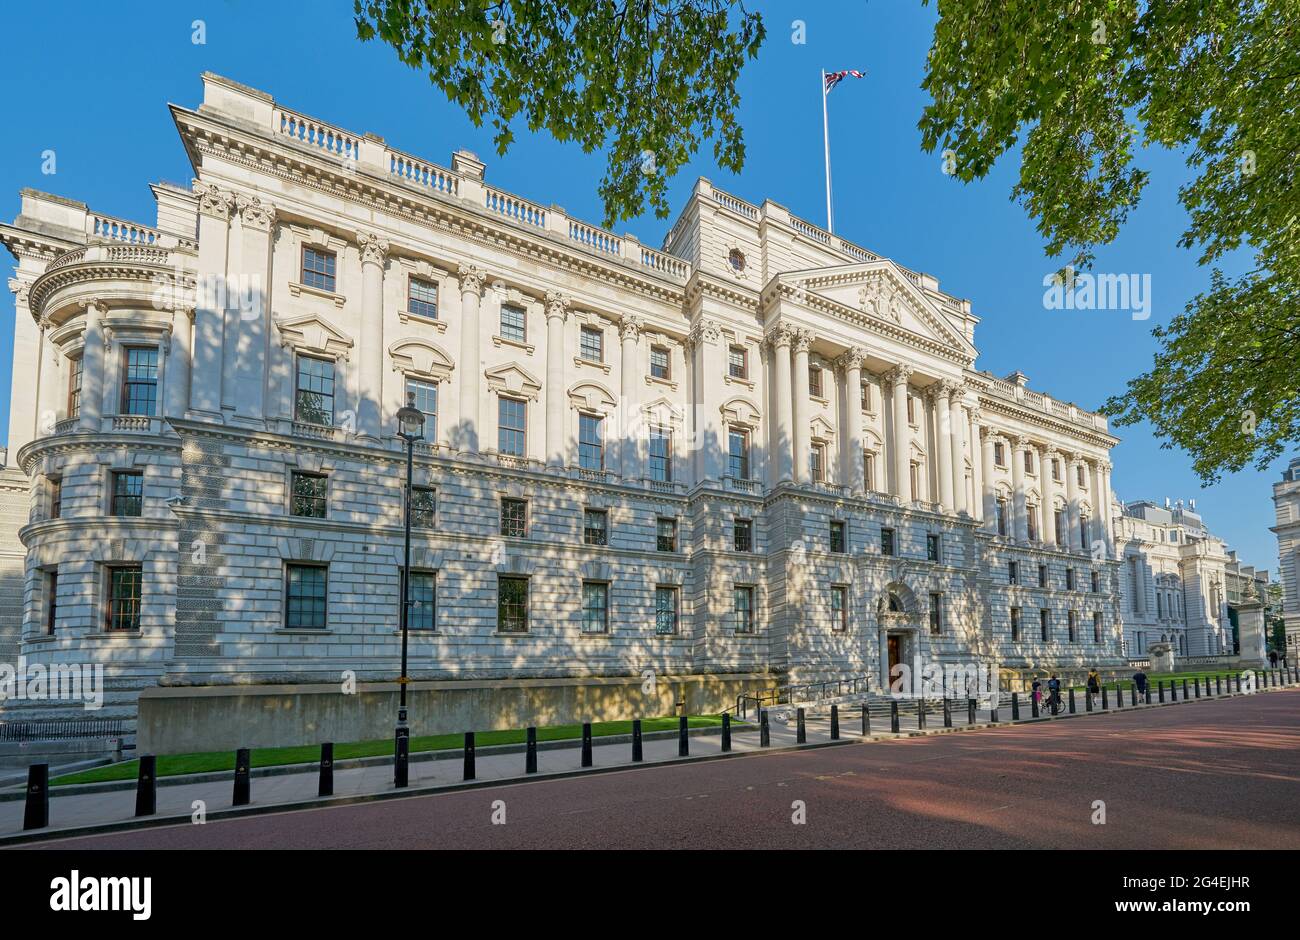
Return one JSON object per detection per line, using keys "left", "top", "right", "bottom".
{"left": 975, "top": 395, "right": 1119, "bottom": 450}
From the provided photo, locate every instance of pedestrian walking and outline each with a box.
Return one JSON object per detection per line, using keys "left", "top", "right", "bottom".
{"left": 1086, "top": 668, "right": 1101, "bottom": 709}
{"left": 1132, "top": 668, "right": 1148, "bottom": 696}
{"left": 1031, "top": 677, "right": 1042, "bottom": 709}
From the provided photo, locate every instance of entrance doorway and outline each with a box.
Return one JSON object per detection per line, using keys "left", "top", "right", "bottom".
{"left": 887, "top": 635, "right": 902, "bottom": 681}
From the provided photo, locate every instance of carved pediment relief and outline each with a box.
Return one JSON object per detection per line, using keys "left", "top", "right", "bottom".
{"left": 275, "top": 313, "right": 354, "bottom": 360}
{"left": 485, "top": 362, "right": 542, "bottom": 400}
{"left": 809, "top": 415, "right": 836, "bottom": 442}
{"left": 641, "top": 396, "right": 686, "bottom": 429}
{"left": 389, "top": 338, "right": 455, "bottom": 380}
{"left": 567, "top": 380, "right": 618, "bottom": 413}
{"left": 720, "top": 395, "right": 761, "bottom": 428}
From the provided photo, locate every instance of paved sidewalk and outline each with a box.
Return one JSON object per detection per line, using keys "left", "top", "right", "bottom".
{"left": 0, "top": 681, "right": 1287, "bottom": 842}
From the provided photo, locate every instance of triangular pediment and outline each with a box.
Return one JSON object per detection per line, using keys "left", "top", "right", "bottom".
{"left": 275, "top": 313, "right": 354, "bottom": 359}
{"left": 484, "top": 362, "right": 542, "bottom": 399}
{"left": 779, "top": 261, "right": 975, "bottom": 357}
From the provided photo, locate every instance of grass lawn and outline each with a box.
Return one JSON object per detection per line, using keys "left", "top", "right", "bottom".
{"left": 1050, "top": 669, "right": 1264, "bottom": 693}
{"left": 50, "top": 715, "right": 734, "bottom": 787}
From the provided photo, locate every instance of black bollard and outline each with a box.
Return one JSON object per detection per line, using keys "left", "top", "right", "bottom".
{"left": 679, "top": 715, "right": 690, "bottom": 756}
{"left": 722, "top": 713, "right": 732, "bottom": 752}
{"left": 1131, "top": 685, "right": 1137, "bottom": 707}
{"left": 1102, "top": 685, "right": 1109, "bottom": 710}
{"left": 1195, "top": 677, "right": 1202, "bottom": 698}
{"left": 796, "top": 708, "right": 807, "bottom": 744}
{"left": 1216, "top": 675, "right": 1222, "bottom": 696}
{"left": 1158, "top": 681, "right": 1165, "bottom": 703}
{"left": 233, "top": 748, "right": 251, "bottom": 806}
{"left": 890, "top": 699, "right": 900, "bottom": 733}
{"left": 394, "top": 730, "right": 409, "bottom": 788}
{"left": 581, "top": 723, "right": 593, "bottom": 767}
{"left": 1031, "top": 691, "right": 1039, "bottom": 718}
{"left": 1182, "top": 678, "right": 1189, "bottom": 699}
{"left": 991, "top": 698, "right": 1000, "bottom": 722}
{"left": 1068, "top": 688, "right": 1077, "bottom": 713}
{"left": 318, "top": 743, "right": 333, "bottom": 798}
{"left": 967, "top": 697, "right": 977, "bottom": 724}
{"left": 1085, "top": 688, "right": 1094, "bottom": 712}
{"left": 918, "top": 697, "right": 927, "bottom": 729}
{"left": 862, "top": 703, "right": 871, "bottom": 736}
{"left": 760, "top": 709, "right": 770, "bottom": 747}
{"left": 23, "top": 764, "right": 49, "bottom": 831}
{"left": 463, "top": 731, "right": 476, "bottom": 780}
{"left": 1145, "top": 685, "right": 1152, "bottom": 705}
{"left": 830, "top": 705, "right": 840, "bottom": 740}
{"left": 526, "top": 726, "right": 539, "bottom": 772}
{"left": 943, "top": 697, "right": 953, "bottom": 727}
{"left": 1012, "top": 692, "right": 1020, "bottom": 721}
{"left": 135, "top": 755, "right": 157, "bottom": 817}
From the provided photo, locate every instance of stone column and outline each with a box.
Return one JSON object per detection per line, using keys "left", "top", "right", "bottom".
{"left": 768, "top": 327, "right": 795, "bottom": 484}
{"left": 457, "top": 264, "right": 486, "bottom": 451}
{"left": 190, "top": 180, "right": 234, "bottom": 416}
{"left": 356, "top": 231, "right": 389, "bottom": 442}
{"left": 78, "top": 300, "right": 105, "bottom": 432}
{"left": 949, "top": 384, "right": 966, "bottom": 515}
{"left": 1101, "top": 460, "right": 1115, "bottom": 556}
{"left": 970, "top": 407, "right": 985, "bottom": 522}
{"left": 888, "top": 364, "right": 913, "bottom": 501}
{"left": 689, "top": 319, "right": 725, "bottom": 483}
{"left": 1011, "top": 436, "right": 1029, "bottom": 542}
{"left": 934, "top": 383, "right": 955, "bottom": 512}
{"left": 231, "top": 194, "right": 276, "bottom": 422}
{"left": 543, "top": 291, "right": 569, "bottom": 467}
{"left": 35, "top": 317, "right": 63, "bottom": 436}
{"left": 618, "top": 314, "right": 644, "bottom": 480}
{"left": 1092, "top": 459, "right": 1108, "bottom": 558}
{"left": 792, "top": 329, "right": 814, "bottom": 485}
{"left": 980, "top": 424, "right": 996, "bottom": 530}
{"left": 164, "top": 305, "right": 194, "bottom": 420}
{"left": 1041, "top": 446, "right": 1058, "bottom": 549}
{"left": 1065, "top": 453, "right": 1082, "bottom": 552}
{"left": 836, "top": 347, "right": 866, "bottom": 495}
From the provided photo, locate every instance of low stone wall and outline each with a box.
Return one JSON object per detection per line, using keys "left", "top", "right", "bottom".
{"left": 137, "top": 672, "right": 778, "bottom": 754}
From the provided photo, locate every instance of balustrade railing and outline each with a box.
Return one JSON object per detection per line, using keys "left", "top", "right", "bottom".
{"left": 484, "top": 187, "right": 545, "bottom": 227}
{"left": 91, "top": 215, "right": 159, "bottom": 244}
{"left": 277, "top": 108, "right": 359, "bottom": 162}
{"left": 568, "top": 219, "right": 621, "bottom": 256}
{"left": 389, "top": 151, "right": 460, "bottom": 196}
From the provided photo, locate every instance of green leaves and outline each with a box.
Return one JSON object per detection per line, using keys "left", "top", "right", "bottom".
{"left": 921, "top": 0, "right": 1300, "bottom": 482}
{"left": 354, "top": 0, "right": 765, "bottom": 225}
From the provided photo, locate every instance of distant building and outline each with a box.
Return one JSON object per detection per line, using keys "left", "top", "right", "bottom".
{"left": 1112, "top": 498, "right": 1233, "bottom": 658}
{"left": 1270, "top": 457, "right": 1300, "bottom": 663}
{"left": 1223, "top": 550, "right": 1271, "bottom": 655}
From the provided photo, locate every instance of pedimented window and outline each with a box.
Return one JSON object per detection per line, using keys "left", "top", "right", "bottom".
{"left": 389, "top": 338, "right": 455, "bottom": 382}
{"left": 720, "top": 395, "right": 761, "bottom": 429}
{"left": 567, "top": 380, "right": 618, "bottom": 415}
{"left": 275, "top": 313, "right": 354, "bottom": 361}
{"left": 484, "top": 362, "right": 542, "bottom": 401}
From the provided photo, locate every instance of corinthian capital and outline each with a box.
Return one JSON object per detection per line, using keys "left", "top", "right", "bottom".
{"left": 791, "top": 328, "right": 815, "bottom": 354}
{"left": 357, "top": 230, "right": 390, "bottom": 267}
{"left": 886, "top": 363, "right": 913, "bottom": 386}
{"left": 235, "top": 193, "right": 276, "bottom": 230}
{"left": 618, "top": 314, "right": 645, "bottom": 343}
{"left": 193, "top": 179, "right": 235, "bottom": 220}
{"left": 765, "top": 324, "right": 795, "bottom": 350}
{"left": 458, "top": 264, "right": 487, "bottom": 295}
{"left": 687, "top": 318, "right": 721, "bottom": 349}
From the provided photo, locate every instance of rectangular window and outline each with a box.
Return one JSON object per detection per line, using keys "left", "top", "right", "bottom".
{"left": 1068, "top": 610, "right": 1078, "bottom": 643}
{"left": 48, "top": 478, "right": 62, "bottom": 520}
{"left": 409, "top": 486, "right": 437, "bottom": 528}
{"left": 1027, "top": 507, "right": 1038, "bottom": 541}
{"left": 1008, "top": 560, "right": 1019, "bottom": 585}
{"left": 1093, "top": 611, "right": 1103, "bottom": 643}
{"left": 583, "top": 508, "right": 608, "bottom": 546}
{"left": 880, "top": 527, "right": 895, "bottom": 557}
{"left": 656, "top": 517, "right": 677, "bottom": 553}
{"left": 67, "top": 356, "right": 83, "bottom": 419}
{"left": 579, "top": 326, "right": 604, "bottom": 362}
{"left": 284, "top": 563, "right": 328, "bottom": 630}
{"left": 1156, "top": 594, "right": 1164, "bottom": 618}
{"left": 581, "top": 581, "right": 609, "bottom": 634}
{"left": 498, "top": 576, "right": 529, "bottom": 633}
{"left": 1091, "top": 570, "right": 1100, "bottom": 593}
{"left": 120, "top": 347, "right": 159, "bottom": 416}
{"left": 728, "top": 345, "right": 747, "bottom": 380}
{"left": 996, "top": 498, "right": 1008, "bottom": 536}
{"left": 861, "top": 382, "right": 872, "bottom": 411}
{"left": 909, "top": 463, "right": 920, "bottom": 499}
{"left": 290, "top": 471, "right": 328, "bottom": 519}
{"left": 301, "top": 246, "right": 337, "bottom": 292}
{"left": 809, "top": 366, "right": 823, "bottom": 398}
{"left": 1077, "top": 464, "right": 1086, "bottom": 487}
{"left": 733, "top": 586, "right": 755, "bottom": 633}
{"left": 295, "top": 354, "right": 335, "bottom": 426}
{"left": 810, "top": 443, "right": 825, "bottom": 483}
{"left": 1010, "top": 606, "right": 1021, "bottom": 642}
{"left": 649, "top": 426, "right": 672, "bottom": 482}
{"left": 1038, "top": 564, "right": 1048, "bottom": 588}
{"left": 830, "top": 520, "right": 846, "bottom": 554}
{"left": 929, "top": 593, "right": 942, "bottom": 635}
{"left": 110, "top": 470, "right": 143, "bottom": 517}
{"left": 401, "top": 569, "right": 437, "bottom": 631}
{"left": 994, "top": 442, "right": 1005, "bottom": 467}
{"left": 105, "top": 565, "right": 143, "bottom": 632}
{"left": 44, "top": 569, "right": 58, "bottom": 635}
{"left": 907, "top": 394, "right": 915, "bottom": 425}
{"left": 1040, "top": 608, "right": 1049, "bottom": 641}
{"left": 926, "top": 533, "right": 940, "bottom": 562}
{"left": 500, "top": 498, "right": 528, "bottom": 538}
{"left": 1055, "top": 509, "right": 1067, "bottom": 546}
{"left": 498, "top": 397, "right": 527, "bottom": 456}
{"left": 578, "top": 413, "right": 604, "bottom": 470}
{"left": 831, "top": 586, "right": 848, "bottom": 632}
{"left": 1024, "top": 450, "right": 1034, "bottom": 474}
{"left": 1066, "top": 568, "right": 1076, "bottom": 591}
{"left": 1079, "top": 515, "right": 1090, "bottom": 549}
{"left": 649, "top": 345, "right": 670, "bottom": 380}
{"left": 407, "top": 277, "right": 439, "bottom": 320}
{"left": 407, "top": 379, "right": 438, "bottom": 442}
{"left": 728, "top": 427, "right": 750, "bottom": 480}
{"left": 733, "top": 518, "right": 753, "bottom": 553}
{"left": 655, "top": 585, "right": 679, "bottom": 635}
{"left": 1052, "top": 458, "right": 1062, "bottom": 482}
{"left": 499, "top": 304, "right": 527, "bottom": 343}
{"left": 864, "top": 453, "right": 874, "bottom": 491}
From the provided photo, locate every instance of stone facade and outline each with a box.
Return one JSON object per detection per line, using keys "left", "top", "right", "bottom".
{"left": 0, "top": 74, "right": 1128, "bottom": 734}
{"left": 1271, "top": 456, "right": 1300, "bottom": 663}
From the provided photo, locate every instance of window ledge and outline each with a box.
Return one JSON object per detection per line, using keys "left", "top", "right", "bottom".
{"left": 492, "top": 334, "right": 534, "bottom": 354}
{"left": 574, "top": 356, "right": 611, "bottom": 374}
{"left": 288, "top": 281, "right": 346, "bottom": 308}
{"left": 494, "top": 631, "right": 530, "bottom": 638}
{"left": 646, "top": 374, "right": 678, "bottom": 391}
{"left": 276, "top": 628, "right": 334, "bottom": 636}
{"left": 399, "top": 309, "right": 447, "bottom": 332}
{"left": 724, "top": 373, "right": 754, "bottom": 389}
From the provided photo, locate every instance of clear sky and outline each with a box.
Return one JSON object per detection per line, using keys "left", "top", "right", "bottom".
{"left": 0, "top": 0, "right": 1288, "bottom": 571}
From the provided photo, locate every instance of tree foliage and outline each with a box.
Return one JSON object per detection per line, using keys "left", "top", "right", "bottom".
{"left": 355, "top": 0, "right": 765, "bottom": 225}
{"left": 919, "top": 0, "right": 1299, "bottom": 483}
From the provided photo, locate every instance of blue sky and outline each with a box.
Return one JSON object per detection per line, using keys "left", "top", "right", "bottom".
{"left": 0, "top": 0, "right": 1286, "bottom": 571}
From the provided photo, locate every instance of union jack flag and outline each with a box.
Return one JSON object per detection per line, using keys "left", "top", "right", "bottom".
{"left": 824, "top": 69, "right": 866, "bottom": 93}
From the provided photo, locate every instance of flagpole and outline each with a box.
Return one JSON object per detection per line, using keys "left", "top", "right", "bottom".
{"left": 821, "top": 69, "right": 834, "bottom": 233}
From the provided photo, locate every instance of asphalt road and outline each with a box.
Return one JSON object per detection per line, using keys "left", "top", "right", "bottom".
{"left": 19, "top": 691, "right": 1300, "bottom": 850}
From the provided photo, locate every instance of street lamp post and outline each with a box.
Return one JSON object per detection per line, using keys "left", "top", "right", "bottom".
{"left": 394, "top": 392, "right": 425, "bottom": 787}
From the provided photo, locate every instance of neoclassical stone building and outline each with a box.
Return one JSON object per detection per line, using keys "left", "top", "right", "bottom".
{"left": 1, "top": 75, "right": 1127, "bottom": 737}
{"left": 1272, "top": 457, "right": 1300, "bottom": 663}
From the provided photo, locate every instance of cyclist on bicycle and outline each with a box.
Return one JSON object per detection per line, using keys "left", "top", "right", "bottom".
{"left": 1046, "top": 674, "right": 1062, "bottom": 714}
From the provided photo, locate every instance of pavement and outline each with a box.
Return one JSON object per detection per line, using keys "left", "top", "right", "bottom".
{"left": 6, "top": 686, "right": 1298, "bottom": 849}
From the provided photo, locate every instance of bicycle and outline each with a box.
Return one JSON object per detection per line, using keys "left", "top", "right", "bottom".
{"left": 1043, "top": 691, "right": 1065, "bottom": 716}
